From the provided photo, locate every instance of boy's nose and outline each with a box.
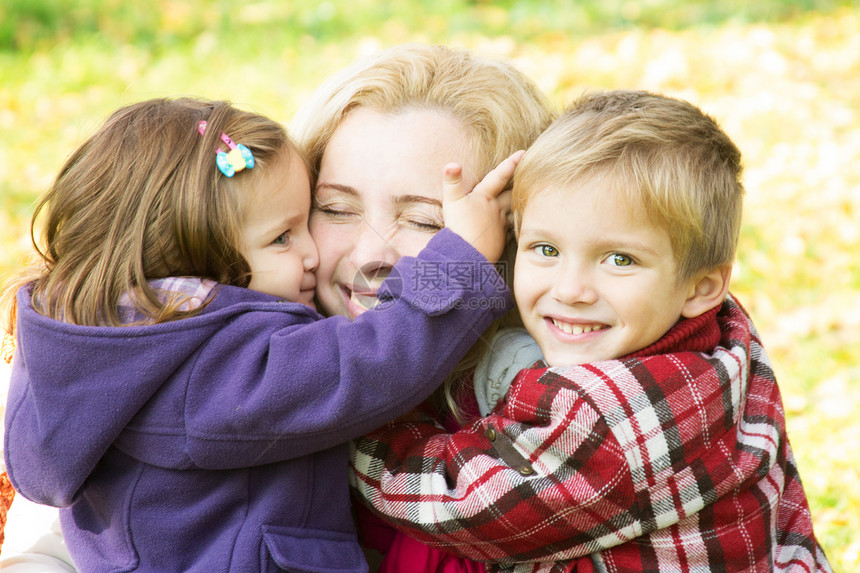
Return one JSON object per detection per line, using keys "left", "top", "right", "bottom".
{"left": 552, "top": 265, "right": 598, "bottom": 305}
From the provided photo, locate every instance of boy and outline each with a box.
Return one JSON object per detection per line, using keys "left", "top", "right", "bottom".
{"left": 350, "top": 90, "right": 832, "bottom": 572}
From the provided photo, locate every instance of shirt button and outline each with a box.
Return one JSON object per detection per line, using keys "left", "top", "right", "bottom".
{"left": 518, "top": 464, "right": 535, "bottom": 476}
{"left": 485, "top": 428, "right": 496, "bottom": 442}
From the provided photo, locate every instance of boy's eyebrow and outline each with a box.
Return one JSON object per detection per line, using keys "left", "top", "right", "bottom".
{"left": 518, "top": 227, "right": 663, "bottom": 256}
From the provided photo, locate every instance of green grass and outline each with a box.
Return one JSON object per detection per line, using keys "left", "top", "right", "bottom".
{"left": 1, "top": 1, "right": 858, "bottom": 569}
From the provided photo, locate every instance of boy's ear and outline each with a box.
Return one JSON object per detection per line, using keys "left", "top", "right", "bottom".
{"left": 681, "top": 265, "right": 732, "bottom": 319}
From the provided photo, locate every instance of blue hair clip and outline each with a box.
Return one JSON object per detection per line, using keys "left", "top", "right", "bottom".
{"left": 197, "top": 120, "right": 255, "bottom": 177}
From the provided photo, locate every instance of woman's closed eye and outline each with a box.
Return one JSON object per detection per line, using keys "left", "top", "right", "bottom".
{"left": 313, "top": 204, "right": 357, "bottom": 219}
{"left": 312, "top": 194, "right": 360, "bottom": 220}
{"left": 399, "top": 205, "right": 443, "bottom": 232}
{"left": 405, "top": 217, "right": 443, "bottom": 232}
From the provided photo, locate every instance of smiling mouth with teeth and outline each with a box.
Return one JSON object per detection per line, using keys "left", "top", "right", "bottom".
{"left": 350, "top": 290, "right": 381, "bottom": 310}
{"left": 551, "top": 318, "right": 607, "bottom": 335}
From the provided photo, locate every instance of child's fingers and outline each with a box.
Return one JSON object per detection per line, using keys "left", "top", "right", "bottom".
{"left": 442, "top": 163, "right": 467, "bottom": 203}
{"left": 496, "top": 189, "right": 512, "bottom": 214}
{"left": 472, "top": 150, "right": 525, "bottom": 199}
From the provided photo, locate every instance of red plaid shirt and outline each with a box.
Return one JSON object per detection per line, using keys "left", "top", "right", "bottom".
{"left": 350, "top": 296, "right": 832, "bottom": 572}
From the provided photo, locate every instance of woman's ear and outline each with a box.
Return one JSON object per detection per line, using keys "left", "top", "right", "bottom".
{"left": 681, "top": 265, "right": 732, "bottom": 319}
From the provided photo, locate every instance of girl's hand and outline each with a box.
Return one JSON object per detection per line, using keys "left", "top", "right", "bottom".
{"left": 442, "top": 150, "right": 524, "bottom": 263}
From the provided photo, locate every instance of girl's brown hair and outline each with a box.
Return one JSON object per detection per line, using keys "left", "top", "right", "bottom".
{"left": 3, "top": 98, "right": 294, "bottom": 328}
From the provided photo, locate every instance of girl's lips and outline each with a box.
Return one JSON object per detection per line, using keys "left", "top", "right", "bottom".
{"left": 298, "top": 287, "right": 317, "bottom": 309}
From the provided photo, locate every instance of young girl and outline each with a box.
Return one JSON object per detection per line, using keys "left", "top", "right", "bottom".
{"left": 2, "top": 97, "right": 517, "bottom": 572}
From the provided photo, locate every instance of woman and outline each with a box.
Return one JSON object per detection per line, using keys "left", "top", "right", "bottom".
{"left": 291, "top": 43, "right": 554, "bottom": 571}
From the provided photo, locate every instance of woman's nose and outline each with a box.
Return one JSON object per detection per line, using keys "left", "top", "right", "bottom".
{"left": 348, "top": 220, "right": 400, "bottom": 270}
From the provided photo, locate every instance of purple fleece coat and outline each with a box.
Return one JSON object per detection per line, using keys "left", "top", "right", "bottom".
{"left": 4, "top": 230, "right": 511, "bottom": 573}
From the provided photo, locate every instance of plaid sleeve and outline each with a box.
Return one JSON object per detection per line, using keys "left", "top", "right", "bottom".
{"left": 351, "top": 373, "right": 639, "bottom": 563}
{"left": 350, "top": 300, "right": 774, "bottom": 564}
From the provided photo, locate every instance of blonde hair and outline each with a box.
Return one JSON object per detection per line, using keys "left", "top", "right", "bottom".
{"left": 514, "top": 90, "right": 744, "bottom": 282}
{"left": 3, "top": 98, "right": 296, "bottom": 328}
{"left": 292, "top": 44, "right": 554, "bottom": 419}
{"left": 292, "top": 43, "right": 553, "bottom": 183}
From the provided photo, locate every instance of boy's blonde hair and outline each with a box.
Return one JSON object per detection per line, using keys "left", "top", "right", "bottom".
{"left": 11, "top": 98, "right": 296, "bottom": 327}
{"left": 292, "top": 43, "right": 554, "bottom": 183}
{"left": 513, "top": 90, "right": 744, "bottom": 283}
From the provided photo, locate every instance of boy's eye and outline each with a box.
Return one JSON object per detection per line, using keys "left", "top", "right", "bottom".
{"left": 273, "top": 231, "right": 290, "bottom": 246}
{"left": 534, "top": 244, "right": 559, "bottom": 257}
{"left": 605, "top": 253, "right": 633, "bottom": 266}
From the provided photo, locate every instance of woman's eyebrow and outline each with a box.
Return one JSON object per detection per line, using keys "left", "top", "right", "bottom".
{"left": 314, "top": 182, "right": 358, "bottom": 197}
{"left": 393, "top": 194, "right": 442, "bottom": 208}
{"left": 313, "top": 183, "right": 442, "bottom": 209}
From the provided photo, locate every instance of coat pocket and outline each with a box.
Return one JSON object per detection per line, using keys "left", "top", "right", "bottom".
{"left": 261, "top": 525, "right": 367, "bottom": 573}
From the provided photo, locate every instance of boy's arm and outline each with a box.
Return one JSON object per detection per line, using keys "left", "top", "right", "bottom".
{"left": 351, "top": 366, "right": 639, "bottom": 563}
{"left": 350, "top": 315, "right": 763, "bottom": 563}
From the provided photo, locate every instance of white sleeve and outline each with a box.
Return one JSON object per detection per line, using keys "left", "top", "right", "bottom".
{"left": 473, "top": 327, "right": 544, "bottom": 416}
{"left": 1, "top": 356, "right": 76, "bottom": 573}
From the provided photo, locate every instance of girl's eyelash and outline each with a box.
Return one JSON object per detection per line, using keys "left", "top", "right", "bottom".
{"left": 273, "top": 231, "right": 290, "bottom": 246}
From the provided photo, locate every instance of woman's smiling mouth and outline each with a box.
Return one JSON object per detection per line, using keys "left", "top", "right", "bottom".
{"left": 350, "top": 289, "right": 380, "bottom": 310}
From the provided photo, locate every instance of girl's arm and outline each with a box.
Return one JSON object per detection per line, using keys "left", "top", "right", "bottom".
{"left": 119, "top": 156, "right": 522, "bottom": 469}
{"left": 176, "top": 229, "right": 511, "bottom": 466}
{"left": 4, "top": 156, "right": 519, "bottom": 506}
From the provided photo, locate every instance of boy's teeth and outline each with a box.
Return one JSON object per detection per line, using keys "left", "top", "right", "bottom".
{"left": 552, "top": 319, "right": 602, "bottom": 334}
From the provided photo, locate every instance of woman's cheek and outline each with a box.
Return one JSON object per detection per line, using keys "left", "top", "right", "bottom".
{"left": 396, "top": 229, "right": 438, "bottom": 259}
{"left": 309, "top": 222, "right": 346, "bottom": 315}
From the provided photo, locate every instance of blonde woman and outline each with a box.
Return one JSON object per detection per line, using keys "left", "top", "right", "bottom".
{"left": 292, "top": 43, "right": 554, "bottom": 571}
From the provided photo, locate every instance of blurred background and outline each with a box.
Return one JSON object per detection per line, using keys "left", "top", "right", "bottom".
{"left": 0, "top": 0, "right": 858, "bottom": 569}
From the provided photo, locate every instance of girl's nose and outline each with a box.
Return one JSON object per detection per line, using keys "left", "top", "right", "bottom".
{"left": 300, "top": 231, "right": 319, "bottom": 273}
